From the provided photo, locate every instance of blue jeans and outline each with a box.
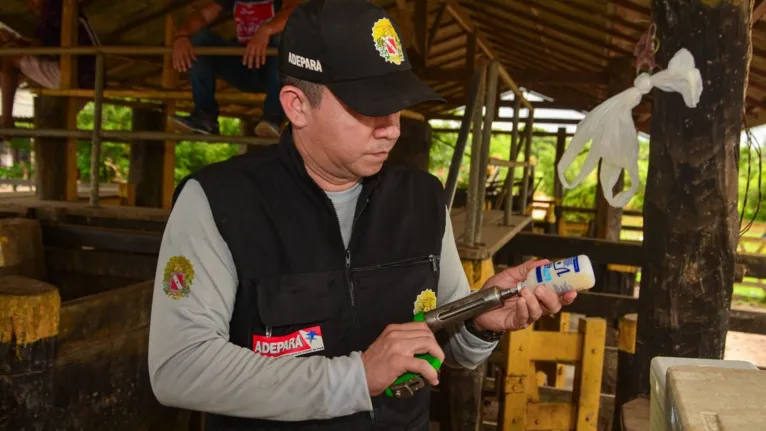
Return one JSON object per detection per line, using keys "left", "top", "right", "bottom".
{"left": 188, "top": 28, "right": 284, "bottom": 124}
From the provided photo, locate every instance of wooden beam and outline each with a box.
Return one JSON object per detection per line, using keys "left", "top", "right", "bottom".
{"left": 441, "top": 99, "right": 589, "bottom": 112}
{"left": 739, "top": 253, "right": 766, "bottom": 279}
{"left": 431, "top": 128, "right": 573, "bottom": 138}
{"left": 729, "top": 307, "right": 766, "bottom": 335}
{"left": 425, "top": 68, "right": 606, "bottom": 85}
{"left": 103, "top": 0, "right": 190, "bottom": 43}
{"left": 58, "top": 281, "right": 152, "bottom": 346}
{"left": 432, "top": 115, "right": 582, "bottom": 125}
{"left": 439, "top": 0, "right": 533, "bottom": 111}
{"left": 395, "top": 0, "right": 417, "bottom": 51}
{"left": 514, "top": 70, "right": 607, "bottom": 85}
{"left": 414, "top": 0, "right": 428, "bottom": 58}
{"left": 560, "top": 289, "right": 766, "bottom": 338}
{"left": 755, "top": 0, "right": 766, "bottom": 22}
{"left": 41, "top": 224, "right": 162, "bottom": 254}
{"left": 466, "top": 3, "right": 610, "bottom": 67}
{"left": 426, "top": 3, "right": 447, "bottom": 58}
{"left": 505, "top": 232, "right": 642, "bottom": 266}
{"left": 34, "top": 88, "right": 266, "bottom": 104}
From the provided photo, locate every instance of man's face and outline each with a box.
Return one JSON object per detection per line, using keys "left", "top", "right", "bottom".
{"left": 306, "top": 88, "right": 401, "bottom": 179}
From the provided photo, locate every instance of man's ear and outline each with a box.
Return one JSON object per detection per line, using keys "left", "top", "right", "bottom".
{"left": 280, "top": 85, "right": 309, "bottom": 128}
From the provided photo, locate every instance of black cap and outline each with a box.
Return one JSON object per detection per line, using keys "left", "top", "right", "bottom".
{"left": 278, "top": 0, "right": 446, "bottom": 117}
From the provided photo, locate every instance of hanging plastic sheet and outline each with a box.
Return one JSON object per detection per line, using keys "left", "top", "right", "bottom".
{"left": 557, "top": 48, "right": 703, "bottom": 208}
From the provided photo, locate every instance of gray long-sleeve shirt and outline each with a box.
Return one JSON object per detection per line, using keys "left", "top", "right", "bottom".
{"left": 148, "top": 178, "right": 497, "bottom": 421}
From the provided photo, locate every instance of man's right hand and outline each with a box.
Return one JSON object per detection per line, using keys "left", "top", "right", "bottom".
{"left": 361, "top": 322, "right": 444, "bottom": 396}
{"left": 172, "top": 36, "right": 196, "bottom": 72}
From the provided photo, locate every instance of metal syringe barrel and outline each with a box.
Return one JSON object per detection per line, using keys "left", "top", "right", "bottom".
{"left": 422, "top": 286, "right": 519, "bottom": 332}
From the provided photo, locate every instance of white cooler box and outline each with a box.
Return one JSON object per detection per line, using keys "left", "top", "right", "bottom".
{"left": 649, "top": 356, "right": 758, "bottom": 431}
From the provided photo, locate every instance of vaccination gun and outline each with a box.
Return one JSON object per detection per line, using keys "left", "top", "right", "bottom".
{"left": 385, "top": 254, "right": 596, "bottom": 398}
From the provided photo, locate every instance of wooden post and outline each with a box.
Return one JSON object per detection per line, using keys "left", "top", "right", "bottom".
{"left": 503, "top": 96, "right": 522, "bottom": 225}
{"left": 463, "top": 62, "right": 487, "bottom": 245}
{"left": 572, "top": 317, "right": 607, "bottom": 430}
{"left": 474, "top": 60, "right": 499, "bottom": 240}
{"left": 88, "top": 54, "right": 105, "bottom": 206}
{"left": 161, "top": 13, "right": 179, "bottom": 208}
{"left": 629, "top": 0, "right": 749, "bottom": 399}
{"left": 519, "top": 115, "right": 533, "bottom": 215}
{"left": 553, "top": 127, "right": 566, "bottom": 234}
{"left": 34, "top": 0, "right": 81, "bottom": 201}
{"left": 60, "top": 0, "right": 80, "bottom": 201}
{"left": 0, "top": 275, "right": 61, "bottom": 429}
{"left": 129, "top": 107, "right": 166, "bottom": 208}
{"left": 387, "top": 117, "right": 433, "bottom": 172}
{"left": 612, "top": 314, "right": 637, "bottom": 431}
{"left": 444, "top": 258, "right": 495, "bottom": 431}
{"left": 241, "top": 119, "right": 256, "bottom": 154}
{"left": 34, "top": 96, "right": 71, "bottom": 201}
{"left": 502, "top": 325, "right": 531, "bottom": 431}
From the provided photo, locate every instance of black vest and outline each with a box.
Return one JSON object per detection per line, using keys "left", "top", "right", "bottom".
{"left": 175, "top": 129, "right": 446, "bottom": 430}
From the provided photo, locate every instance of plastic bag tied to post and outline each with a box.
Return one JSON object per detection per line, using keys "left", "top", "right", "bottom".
{"left": 556, "top": 48, "right": 703, "bottom": 208}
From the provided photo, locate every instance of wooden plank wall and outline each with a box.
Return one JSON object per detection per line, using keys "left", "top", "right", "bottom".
{"left": 56, "top": 281, "right": 189, "bottom": 430}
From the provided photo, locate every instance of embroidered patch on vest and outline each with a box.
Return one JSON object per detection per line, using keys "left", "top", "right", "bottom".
{"left": 253, "top": 326, "right": 325, "bottom": 357}
{"left": 371, "top": 18, "right": 404, "bottom": 65}
{"left": 413, "top": 289, "right": 437, "bottom": 314}
{"left": 162, "top": 255, "right": 195, "bottom": 300}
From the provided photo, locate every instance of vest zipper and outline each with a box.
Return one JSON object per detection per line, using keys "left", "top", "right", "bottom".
{"left": 326, "top": 196, "right": 371, "bottom": 324}
{"left": 345, "top": 197, "right": 370, "bottom": 326}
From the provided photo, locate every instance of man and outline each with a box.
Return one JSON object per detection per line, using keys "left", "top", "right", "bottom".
{"left": 169, "top": 0, "right": 300, "bottom": 137}
{"left": 1, "top": 0, "right": 100, "bottom": 134}
{"left": 148, "top": 1, "right": 577, "bottom": 429}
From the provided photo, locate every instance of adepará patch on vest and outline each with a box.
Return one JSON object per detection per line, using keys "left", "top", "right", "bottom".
{"left": 162, "top": 255, "right": 195, "bottom": 300}
{"left": 252, "top": 326, "right": 325, "bottom": 358}
{"left": 413, "top": 288, "right": 437, "bottom": 315}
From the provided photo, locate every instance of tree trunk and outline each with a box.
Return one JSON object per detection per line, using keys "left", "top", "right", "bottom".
{"left": 629, "top": 0, "right": 747, "bottom": 398}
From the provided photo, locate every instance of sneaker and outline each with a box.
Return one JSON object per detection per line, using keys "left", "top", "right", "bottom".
{"left": 254, "top": 120, "right": 280, "bottom": 138}
{"left": 169, "top": 114, "right": 220, "bottom": 135}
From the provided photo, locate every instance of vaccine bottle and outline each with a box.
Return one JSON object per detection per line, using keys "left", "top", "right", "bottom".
{"left": 518, "top": 255, "right": 596, "bottom": 295}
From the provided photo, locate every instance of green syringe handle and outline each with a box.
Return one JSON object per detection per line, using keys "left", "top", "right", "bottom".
{"left": 384, "top": 312, "right": 443, "bottom": 397}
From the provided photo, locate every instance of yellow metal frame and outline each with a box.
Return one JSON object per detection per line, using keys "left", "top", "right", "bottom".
{"left": 503, "top": 317, "right": 607, "bottom": 430}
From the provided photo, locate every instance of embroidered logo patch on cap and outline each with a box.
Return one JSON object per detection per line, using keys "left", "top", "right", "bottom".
{"left": 162, "top": 255, "right": 195, "bottom": 300}
{"left": 371, "top": 18, "right": 404, "bottom": 65}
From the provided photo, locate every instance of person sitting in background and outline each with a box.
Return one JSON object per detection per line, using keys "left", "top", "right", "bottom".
{"left": 169, "top": 0, "right": 301, "bottom": 138}
{"left": 1, "top": 0, "right": 100, "bottom": 136}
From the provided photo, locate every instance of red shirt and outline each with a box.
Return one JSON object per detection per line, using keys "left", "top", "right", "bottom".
{"left": 217, "top": 0, "right": 279, "bottom": 44}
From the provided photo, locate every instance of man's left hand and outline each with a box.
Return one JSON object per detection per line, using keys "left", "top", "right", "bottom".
{"left": 243, "top": 25, "right": 273, "bottom": 69}
{"left": 472, "top": 259, "right": 577, "bottom": 333}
